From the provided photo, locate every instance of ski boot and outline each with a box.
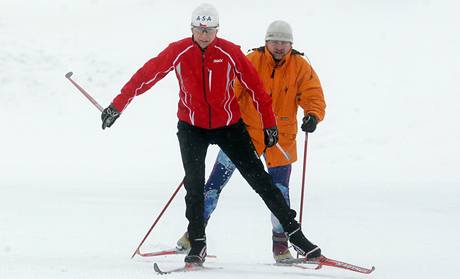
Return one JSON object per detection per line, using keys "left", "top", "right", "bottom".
{"left": 273, "top": 231, "right": 294, "bottom": 263}
{"left": 184, "top": 237, "right": 207, "bottom": 265}
{"left": 176, "top": 232, "right": 191, "bottom": 252}
{"left": 288, "top": 227, "right": 321, "bottom": 260}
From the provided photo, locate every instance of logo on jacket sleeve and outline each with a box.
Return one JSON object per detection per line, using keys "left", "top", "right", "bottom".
{"left": 213, "top": 59, "right": 223, "bottom": 63}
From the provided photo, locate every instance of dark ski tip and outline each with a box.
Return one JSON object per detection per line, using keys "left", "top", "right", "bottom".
{"left": 153, "top": 263, "right": 168, "bottom": 275}
{"left": 153, "top": 262, "right": 211, "bottom": 274}
{"left": 65, "top": 72, "right": 73, "bottom": 78}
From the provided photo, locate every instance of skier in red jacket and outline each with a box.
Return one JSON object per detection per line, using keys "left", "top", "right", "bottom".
{"left": 101, "top": 3, "right": 321, "bottom": 265}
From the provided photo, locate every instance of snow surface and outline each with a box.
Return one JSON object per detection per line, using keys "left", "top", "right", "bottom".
{"left": 1, "top": 0, "right": 459, "bottom": 278}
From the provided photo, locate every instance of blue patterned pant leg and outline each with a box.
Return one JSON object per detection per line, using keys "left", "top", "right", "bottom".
{"left": 203, "top": 150, "right": 236, "bottom": 221}
{"left": 268, "top": 164, "right": 292, "bottom": 233}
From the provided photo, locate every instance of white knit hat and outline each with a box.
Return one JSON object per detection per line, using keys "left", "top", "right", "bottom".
{"left": 265, "top": 20, "right": 293, "bottom": 43}
{"left": 191, "top": 3, "right": 219, "bottom": 28}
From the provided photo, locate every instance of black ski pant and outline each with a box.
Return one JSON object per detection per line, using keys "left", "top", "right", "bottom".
{"left": 176, "top": 120, "right": 299, "bottom": 243}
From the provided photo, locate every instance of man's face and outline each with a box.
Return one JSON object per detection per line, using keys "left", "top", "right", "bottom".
{"left": 192, "top": 27, "right": 218, "bottom": 49}
{"left": 266, "top": 40, "right": 292, "bottom": 61}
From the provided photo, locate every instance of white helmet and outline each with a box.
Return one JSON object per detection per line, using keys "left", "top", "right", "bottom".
{"left": 191, "top": 3, "right": 219, "bottom": 28}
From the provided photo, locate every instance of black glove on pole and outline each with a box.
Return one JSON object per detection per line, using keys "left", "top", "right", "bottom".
{"left": 301, "top": 114, "right": 317, "bottom": 133}
{"left": 101, "top": 104, "right": 120, "bottom": 129}
{"left": 264, "top": 126, "right": 279, "bottom": 147}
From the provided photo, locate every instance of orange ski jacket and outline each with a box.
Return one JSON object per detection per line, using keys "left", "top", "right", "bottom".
{"left": 235, "top": 47, "right": 326, "bottom": 167}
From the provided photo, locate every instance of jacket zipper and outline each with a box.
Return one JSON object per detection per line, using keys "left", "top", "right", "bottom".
{"left": 202, "top": 50, "right": 212, "bottom": 128}
{"left": 271, "top": 68, "right": 276, "bottom": 78}
{"left": 271, "top": 60, "right": 283, "bottom": 78}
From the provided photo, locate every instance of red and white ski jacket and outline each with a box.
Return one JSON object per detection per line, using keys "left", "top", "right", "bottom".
{"left": 111, "top": 37, "right": 276, "bottom": 129}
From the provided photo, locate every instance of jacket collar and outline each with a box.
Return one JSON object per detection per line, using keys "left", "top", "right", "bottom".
{"left": 191, "top": 36, "right": 218, "bottom": 51}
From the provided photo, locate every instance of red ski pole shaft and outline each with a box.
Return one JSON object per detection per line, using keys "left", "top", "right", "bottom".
{"left": 130, "top": 179, "right": 184, "bottom": 259}
{"left": 65, "top": 72, "right": 104, "bottom": 112}
{"left": 299, "top": 133, "right": 309, "bottom": 227}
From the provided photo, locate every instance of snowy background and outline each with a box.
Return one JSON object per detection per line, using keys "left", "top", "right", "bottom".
{"left": 1, "top": 0, "right": 459, "bottom": 278}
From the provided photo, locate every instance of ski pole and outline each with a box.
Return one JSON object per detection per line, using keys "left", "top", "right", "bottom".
{"left": 275, "top": 143, "right": 290, "bottom": 161}
{"left": 297, "top": 133, "right": 309, "bottom": 258}
{"left": 65, "top": 72, "right": 104, "bottom": 112}
{"left": 131, "top": 179, "right": 185, "bottom": 259}
{"left": 299, "top": 133, "right": 309, "bottom": 227}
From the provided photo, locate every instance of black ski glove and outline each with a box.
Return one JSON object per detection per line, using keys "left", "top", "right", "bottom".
{"left": 301, "top": 114, "right": 317, "bottom": 133}
{"left": 264, "top": 126, "right": 279, "bottom": 148}
{"left": 101, "top": 104, "right": 120, "bottom": 130}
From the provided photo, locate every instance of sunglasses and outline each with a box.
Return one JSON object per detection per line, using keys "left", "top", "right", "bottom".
{"left": 192, "top": 26, "right": 218, "bottom": 34}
